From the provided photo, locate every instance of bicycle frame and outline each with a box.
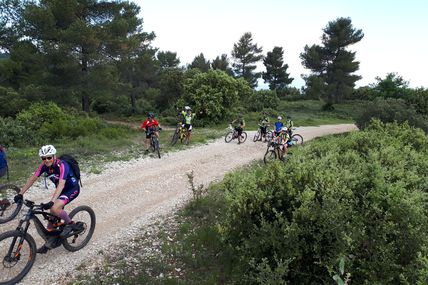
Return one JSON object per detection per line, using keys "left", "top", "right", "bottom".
{"left": 10, "top": 201, "right": 63, "bottom": 252}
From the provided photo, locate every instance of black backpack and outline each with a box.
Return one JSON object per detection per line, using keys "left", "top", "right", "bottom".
{"left": 59, "top": 154, "right": 82, "bottom": 186}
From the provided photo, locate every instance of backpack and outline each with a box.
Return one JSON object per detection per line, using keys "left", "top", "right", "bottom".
{"left": 59, "top": 154, "right": 82, "bottom": 186}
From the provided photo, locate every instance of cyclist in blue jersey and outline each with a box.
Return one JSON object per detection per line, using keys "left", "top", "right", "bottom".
{"left": 14, "top": 145, "right": 81, "bottom": 253}
{"left": 0, "top": 145, "right": 8, "bottom": 179}
{"left": 274, "top": 116, "right": 284, "bottom": 136}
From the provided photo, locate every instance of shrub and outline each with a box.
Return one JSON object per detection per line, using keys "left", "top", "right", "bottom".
{"left": 219, "top": 120, "right": 428, "bottom": 284}
{"left": 356, "top": 98, "right": 428, "bottom": 133}
{"left": 245, "top": 90, "right": 280, "bottom": 112}
{"left": 0, "top": 117, "right": 32, "bottom": 147}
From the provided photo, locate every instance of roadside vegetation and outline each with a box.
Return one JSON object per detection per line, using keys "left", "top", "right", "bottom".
{"left": 69, "top": 121, "right": 428, "bottom": 284}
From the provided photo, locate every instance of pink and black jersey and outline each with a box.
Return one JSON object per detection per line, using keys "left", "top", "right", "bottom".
{"left": 34, "top": 159, "right": 79, "bottom": 190}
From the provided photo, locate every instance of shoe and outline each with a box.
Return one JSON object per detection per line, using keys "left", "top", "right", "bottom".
{"left": 60, "top": 222, "right": 75, "bottom": 238}
{"left": 144, "top": 149, "right": 149, "bottom": 153}
{"left": 36, "top": 245, "right": 50, "bottom": 254}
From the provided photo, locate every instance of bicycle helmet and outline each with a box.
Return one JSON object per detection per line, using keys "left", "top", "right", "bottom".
{"left": 184, "top": 106, "right": 191, "bottom": 111}
{"left": 39, "top": 145, "right": 56, "bottom": 157}
{"left": 148, "top": 112, "right": 155, "bottom": 118}
{"left": 277, "top": 116, "right": 282, "bottom": 120}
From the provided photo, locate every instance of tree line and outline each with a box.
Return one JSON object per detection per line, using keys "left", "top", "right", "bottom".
{"left": 1, "top": 0, "right": 427, "bottom": 124}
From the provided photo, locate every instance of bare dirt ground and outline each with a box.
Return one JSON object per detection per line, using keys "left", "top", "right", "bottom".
{"left": 1, "top": 124, "right": 357, "bottom": 284}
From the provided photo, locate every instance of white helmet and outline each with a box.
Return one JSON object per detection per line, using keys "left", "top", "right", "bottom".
{"left": 277, "top": 116, "right": 282, "bottom": 120}
{"left": 39, "top": 145, "right": 56, "bottom": 157}
{"left": 184, "top": 106, "right": 191, "bottom": 111}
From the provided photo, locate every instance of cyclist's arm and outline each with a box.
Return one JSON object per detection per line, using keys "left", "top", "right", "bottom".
{"left": 20, "top": 174, "right": 38, "bottom": 195}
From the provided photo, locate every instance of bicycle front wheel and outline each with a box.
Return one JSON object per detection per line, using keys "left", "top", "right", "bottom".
{"left": 0, "top": 230, "right": 37, "bottom": 285}
{"left": 62, "top": 206, "right": 96, "bottom": 252}
{"left": 263, "top": 149, "right": 277, "bottom": 164}
{"left": 153, "top": 137, "right": 161, "bottom": 158}
{"left": 170, "top": 132, "right": 179, "bottom": 146}
{"left": 253, "top": 130, "right": 261, "bottom": 142}
{"left": 0, "top": 185, "right": 22, "bottom": 224}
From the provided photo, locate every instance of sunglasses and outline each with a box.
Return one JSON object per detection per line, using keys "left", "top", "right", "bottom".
{"left": 41, "top": 156, "right": 53, "bottom": 161}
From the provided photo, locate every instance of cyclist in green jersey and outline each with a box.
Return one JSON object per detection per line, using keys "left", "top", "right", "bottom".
{"left": 181, "top": 106, "right": 196, "bottom": 143}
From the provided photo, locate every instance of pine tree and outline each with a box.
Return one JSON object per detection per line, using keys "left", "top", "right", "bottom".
{"left": 211, "top": 54, "right": 233, "bottom": 76}
{"left": 188, "top": 53, "right": 210, "bottom": 72}
{"left": 300, "top": 17, "right": 364, "bottom": 107}
{"left": 262, "top": 46, "right": 293, "bottom": 90}
{"left": 231, "top": 32, "right": 263, "bottom": 88}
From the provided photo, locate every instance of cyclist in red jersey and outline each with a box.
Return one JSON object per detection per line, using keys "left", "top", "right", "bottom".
{"left": 141, "top": 112, "right": 161, "bottom": 152}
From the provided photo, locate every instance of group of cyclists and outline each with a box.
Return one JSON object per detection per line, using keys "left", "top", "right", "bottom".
{"left": 257, "top": 112, "right": 295, "bottom": 157}
{"left": 140, "top": 106, "right": 196, "bottom": 149}
{"left": 140, "top": 106, "right": 295, "bottom": 151}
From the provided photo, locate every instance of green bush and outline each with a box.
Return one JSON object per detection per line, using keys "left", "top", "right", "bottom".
{"left": 0, "top": 117, "right": 32, "bottom": 147}
{"left": 356, "top": 98, "right": 428, "bottom": 133}
{"left": 245, "top": 90, "right": 280, "bottom": 112}
{"left": 218, "top": 120, "right": 428, "bottom": 284}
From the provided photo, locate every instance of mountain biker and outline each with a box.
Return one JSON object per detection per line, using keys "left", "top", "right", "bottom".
{"left": 258, "top": 113, "right": 270, "bottom": 142}
{"left": 286, "top": 115, "right": 294, "bottom": 137}
{"left": 0, "top": 145, "right": 8, "bottom": 180}
{"left": 14, "top": 145, "right": 80, "bottom": 253}
{"left": 274, "top": 116, "right": 284, "bottom": 137}
{"left": 231, "top": 113, "right": 246, "bottom": 144}
{"left": 141, "top": 112, "right": 161, "bottom": 152}
{"left": 181, "top": 106, "right": 196, "bottom": 143}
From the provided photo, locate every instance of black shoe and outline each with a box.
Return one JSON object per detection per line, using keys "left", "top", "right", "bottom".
{"left": 36, "top": 245, "right": 50, "bottom": 254}
{"left": 60, "top": 222, "right": 75, "bottom": 238}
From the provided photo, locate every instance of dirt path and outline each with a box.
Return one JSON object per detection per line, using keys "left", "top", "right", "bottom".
{"left": 3, "top": 124, "right": 357, "bottom": 284}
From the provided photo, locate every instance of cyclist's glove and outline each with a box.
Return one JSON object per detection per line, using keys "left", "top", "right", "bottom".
{"left": 14, "top": 194, "right": 23, "bottom": 203}
{"left": 42, "top": 201, "right": 54, "bottom": 210}
{"left": 158, "top": 127, "right": 162, "bottom": 131}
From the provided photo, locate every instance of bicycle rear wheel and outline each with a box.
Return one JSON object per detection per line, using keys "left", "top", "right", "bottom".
{"left": 291, "top": 134, "right": 304, "bottom": 145}
{"left": 0, "top": 185, "right": 22, "bottom": 224}
{"left": 0, "top": 230, "right": 36, "bottom": 285}
{"left": 240, "top": 132, "right": 247, "bottom": 143}
{"left": 62, "top": 205, "right": 96, "bottom": 252}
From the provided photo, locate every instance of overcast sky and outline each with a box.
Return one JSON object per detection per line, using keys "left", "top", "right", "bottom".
{"left": 134, "top": 0, "right": 427, "bottom": 89}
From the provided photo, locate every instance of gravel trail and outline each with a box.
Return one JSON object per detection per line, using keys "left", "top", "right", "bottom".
{"left": 1, "top": 124, "right": 357, "bottom": 284}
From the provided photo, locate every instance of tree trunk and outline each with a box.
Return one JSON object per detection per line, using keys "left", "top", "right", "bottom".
{"left": 81, "top": 47, "right": 90, "bottom": 113}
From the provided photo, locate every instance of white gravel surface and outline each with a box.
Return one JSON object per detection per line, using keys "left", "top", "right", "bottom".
{"left": 1, "top": 124, "right": 357, "bottom": 284}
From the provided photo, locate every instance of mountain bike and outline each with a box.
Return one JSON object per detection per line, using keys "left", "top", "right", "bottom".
{"left": 224, "top": 124, "right": 247, "bottom": 144}
{"left": 0, "top": 184, "right": 21, "bottom": 224}
{"left": 253, "top": 124, "right": 272, "bottom": 142}
{"left": 148, "top": 128, "right": 162, "bottom": 159}
{"left": 0, "top": 199, "right": 96, "bottom": 285}
{"left": 170, "top": 123, "right": 189, "bottom": 146}
{"left": 263, "top": 140, "right": 288, "bottom": 164}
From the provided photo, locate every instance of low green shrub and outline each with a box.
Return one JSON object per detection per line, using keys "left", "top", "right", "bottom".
{"left": 356, "top": 98, "right": 428, "bottom": 132}
{"left": 219, "top": 120, "right": 428, "bottom": 284}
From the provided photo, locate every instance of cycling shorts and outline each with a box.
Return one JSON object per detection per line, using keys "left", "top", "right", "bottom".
{"left": 58, "top": 185, "right": 80, "bottom": 205}
{"left": 184, "top": 124, "right": 192, "bottom": 131}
